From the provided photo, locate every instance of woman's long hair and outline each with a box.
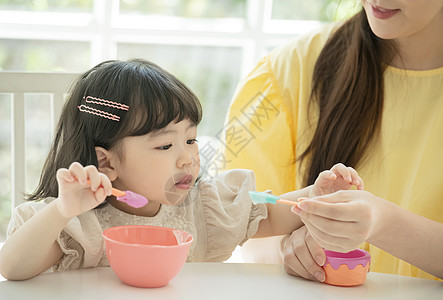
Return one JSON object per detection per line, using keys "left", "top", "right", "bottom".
{"left": 299, "top": 9, "right": 396, "bottom": 186}
{"left": 28, "top": 59, "right": 202, "bottom": 200}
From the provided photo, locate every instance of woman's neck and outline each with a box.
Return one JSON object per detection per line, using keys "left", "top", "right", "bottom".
{"left": 390, "top": 12, "right": 443, "bottom": 70}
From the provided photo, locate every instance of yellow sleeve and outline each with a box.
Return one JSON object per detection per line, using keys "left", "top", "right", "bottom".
{"left": 220, "top": 23, "right": 340, "bottom": 195}
{"left": 220, "top": 54, "right": 297, "bottom": 196}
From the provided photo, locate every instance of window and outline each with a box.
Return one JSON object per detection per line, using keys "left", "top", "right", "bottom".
{"left": 0, "top": 0, "right": 360, "bottom": 242}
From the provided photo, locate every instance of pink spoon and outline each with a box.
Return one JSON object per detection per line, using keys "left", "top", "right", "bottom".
{"left": 111, "top": 188, "right": 149, "bottom": 208}
{"left": 87, "top": 180, "right": 149, "bottom": 208}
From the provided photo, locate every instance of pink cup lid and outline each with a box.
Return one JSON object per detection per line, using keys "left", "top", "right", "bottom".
{"left": 324, "top": 249, "right": 370, "bottom": 270}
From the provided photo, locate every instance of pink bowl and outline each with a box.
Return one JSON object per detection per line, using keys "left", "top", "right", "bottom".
{"left": 103, "top": 225, "right": 193, "bottom": 288}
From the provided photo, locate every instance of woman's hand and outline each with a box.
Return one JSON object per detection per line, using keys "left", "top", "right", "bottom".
{"left": 55, "top": 162, "right": 113, "bottom": 219}
{"left": 293, "top": 190, "right": 379, "bottom": 252}
{"left": 281, "top": 226, "right": 326, "bottom": 282}
{"left": 310, "top": 163, "right": 364, "bottom": 198}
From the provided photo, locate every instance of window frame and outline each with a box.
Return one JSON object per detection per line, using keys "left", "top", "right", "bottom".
{"left": 0, "top": 0, "right": 325, "bottom": 76}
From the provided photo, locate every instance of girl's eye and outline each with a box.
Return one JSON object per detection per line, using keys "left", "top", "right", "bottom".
{"left": 157, "top": 144, "right": 172, "bottom": 150}
{"left": 187, "top": 139, "right": 198, "bottom": 145}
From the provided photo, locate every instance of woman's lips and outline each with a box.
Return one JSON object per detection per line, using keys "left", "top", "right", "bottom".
{"left": 175, "top": 175, "right": 193, "bottom": 190}
{"left": 370, "top": 4, "right": 400, "bottom": 20}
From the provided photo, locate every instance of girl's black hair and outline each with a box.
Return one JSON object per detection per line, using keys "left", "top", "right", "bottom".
{"left": 27, "top": 58, "right": 202, "bottom": 201}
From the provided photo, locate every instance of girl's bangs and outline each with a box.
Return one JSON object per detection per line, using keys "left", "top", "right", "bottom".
{"left": 121, "top": 84, "right": 202, "bottom": 138}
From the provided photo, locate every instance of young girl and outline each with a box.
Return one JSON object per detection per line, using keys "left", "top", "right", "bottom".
{"left": 0, "top": 59, "right": 363, "bottom": 280}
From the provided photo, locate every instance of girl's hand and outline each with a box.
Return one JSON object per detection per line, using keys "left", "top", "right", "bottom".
{"left": 281, "top": 226, "right": 326, "bottom": 282}
{"left": 55, "top": 162, "right": 113, "bottom": 219}
{"left": 293, "top": 190, "right": 379, "bottom": 252}
{"left": 310, "top": 163, "right": 364, "bottom": 198}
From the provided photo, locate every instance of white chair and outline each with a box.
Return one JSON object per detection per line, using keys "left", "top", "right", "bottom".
{"left": 0, "top": 72, "right": 78, "bottom": 209}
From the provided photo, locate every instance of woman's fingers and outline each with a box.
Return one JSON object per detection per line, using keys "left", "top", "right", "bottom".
{"left": 300, "top": 212, "right": 358, "bottom": 237}
{"left": 347, "top": 166, "right": 364, "bottom": 189}
{"left": 282, "top": 227, "right": 326, "bottom": 282}
{"left": 296, "top": 200, "right": 356, "bottom": 222}
{"left": 315, "top": 170, "right": 336, "bottom": 190}
{"left": 293, "top": 190, "right": 375, "bottom": 251}
{"left": 297, "top": 201, "right": 356, "bottom": 221}
{"left": 330, "top": 163, "right": 364, "bottom": 189}
{"left": 305, "top": 230, "right": 326, "bottom": 267}
{"left": 310, "top": 164, "right": 365, "bottom": 199}
{"left": 302, "top": 218, "right": 365, "bottom": 252}
{"left": 331, "top": 163, "right": 352, "bottom": 183}
{"left": 297, "top": 190, "right": 371, "bottom": 220}
{"left": 283, "top": 249, "right": 317, "bottom": 281}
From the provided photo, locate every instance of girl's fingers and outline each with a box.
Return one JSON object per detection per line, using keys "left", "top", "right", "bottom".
{"left": 84, "top": 165, "right": 101, "bottom": 191}
{"left": 56, "top": 168, "right": 74, "bottom": 183}
{"left": 71, "top": 164, "right": 111, "bottom": 196}
{"left": 98, "top": 172, "right": 113, "bottom": 196}
{"left": 93, "top": 188, "right": 107, "bottom": 204}
{"left": 68, "top": 162, "right": 87, "bottom": 185}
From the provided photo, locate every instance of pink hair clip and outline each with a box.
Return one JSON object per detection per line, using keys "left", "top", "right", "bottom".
{"left": 78, "top": 96, "right": 129, "bottom": 122}
{"left": 78, "top": 104, "right": 120, "bottom": 121}
{"left": 84, "top": 96, "right": 129, "bottom": 111}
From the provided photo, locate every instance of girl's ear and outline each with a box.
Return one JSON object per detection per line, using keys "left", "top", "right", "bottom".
{"left": 95, "top": 146, "right": 118, "bottom": 181}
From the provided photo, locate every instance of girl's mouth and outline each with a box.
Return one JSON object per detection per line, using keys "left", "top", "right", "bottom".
{"left": 175, "top": 174, "right": 193, "bottom": 190}
{"left": 370, "top": 4, "right": 400, "bottom": 20}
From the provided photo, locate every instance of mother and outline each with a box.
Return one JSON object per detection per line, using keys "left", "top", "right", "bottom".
{"left": 222, "top": 0, "right": 443, "bottom": 281}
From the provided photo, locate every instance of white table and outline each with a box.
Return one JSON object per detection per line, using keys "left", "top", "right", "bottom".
{"left": 1, "top": 263, "right": 442, "bottom": 300}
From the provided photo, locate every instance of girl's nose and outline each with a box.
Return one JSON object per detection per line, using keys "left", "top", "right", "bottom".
{"left": 177, "top": 150, "right": 194, "bottom": 168}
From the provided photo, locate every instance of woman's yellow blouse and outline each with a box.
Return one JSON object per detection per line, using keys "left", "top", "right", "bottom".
{"left": 222, "top": 22, "right": 443, "bottom": 280}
